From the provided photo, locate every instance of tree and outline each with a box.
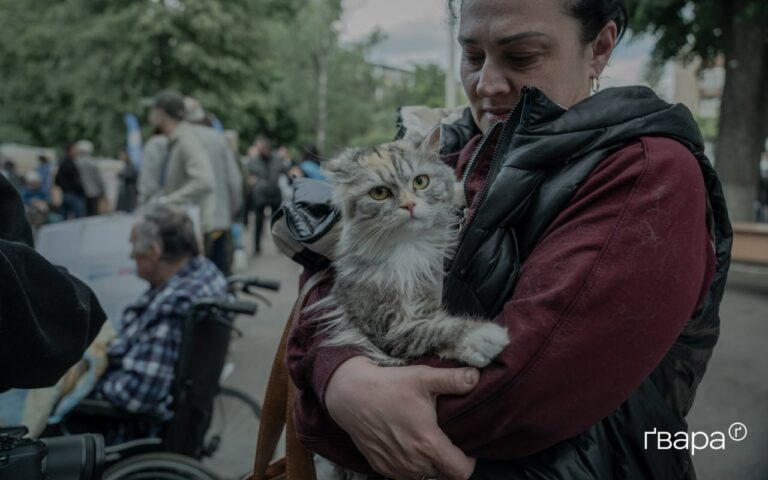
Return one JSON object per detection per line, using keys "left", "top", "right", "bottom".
{"left": 625, "top": 0, "right": 768, "bottom": 221}
{"left": 0, "top": 0, "right": 301, "bottom": 154}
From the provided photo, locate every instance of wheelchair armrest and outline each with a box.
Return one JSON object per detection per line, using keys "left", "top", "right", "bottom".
{"left": 72, "top": 399, "right": 165, "bottom": 423}
{"left": 192, "top": 298, "right": 258, "bottom": 316}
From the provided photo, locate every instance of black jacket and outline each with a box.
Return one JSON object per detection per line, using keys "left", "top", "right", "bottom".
{"left": 430, "top": 87, "right": 732, "bottom": 479}
{"left": 0, "top": 173, "right": 106, "bottom": 391}
{"left": 54, "top": 155, "right": 85, "bottom": 196}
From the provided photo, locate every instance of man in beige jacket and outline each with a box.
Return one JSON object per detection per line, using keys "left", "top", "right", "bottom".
{"left": 148, "top": 90, "right": 215, "bottom": 233}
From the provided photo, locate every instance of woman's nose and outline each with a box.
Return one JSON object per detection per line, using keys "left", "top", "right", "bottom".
{"left": 477, "top": 60, "right": 512, "bottom": 98}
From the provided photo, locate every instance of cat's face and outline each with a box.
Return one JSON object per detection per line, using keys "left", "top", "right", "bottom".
{"left": 324, "top": 141, "right": 461, "bottom": 236}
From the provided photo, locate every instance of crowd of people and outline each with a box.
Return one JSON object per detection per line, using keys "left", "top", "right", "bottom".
{"left": 0, "top": 88, "right": 328, "bottom": 277}
{"left": 0, "top": 88, "right": 329, "bottom": 445}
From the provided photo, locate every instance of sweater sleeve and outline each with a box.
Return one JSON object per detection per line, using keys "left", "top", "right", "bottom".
{"left": 287, "top": 137, "right": 716, "bottom": 467}
{"left": 433, "top": 137, "right": 716, "bottom": 458}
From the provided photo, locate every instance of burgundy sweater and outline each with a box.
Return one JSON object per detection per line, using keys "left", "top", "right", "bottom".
{"left": 286, "top": 136, "right": 716, "bottom": 472}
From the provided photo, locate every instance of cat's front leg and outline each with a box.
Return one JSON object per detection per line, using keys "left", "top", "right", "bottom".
{"left": 441, "top": 319, "right": 510, "bottom": 368}
{"left": 386, "top": 313, "right": 509, "bottom": 368}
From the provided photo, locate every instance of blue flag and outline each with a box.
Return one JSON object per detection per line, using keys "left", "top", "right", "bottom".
{"left": 124, "top": 113, "right": 143, "bottom": 169}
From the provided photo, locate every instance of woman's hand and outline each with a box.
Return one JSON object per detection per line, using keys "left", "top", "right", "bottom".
{"left": 324, "top": 356, "right": 478, "bottom": 480}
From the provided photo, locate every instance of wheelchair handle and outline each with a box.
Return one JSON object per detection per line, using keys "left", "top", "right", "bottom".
{"left": 227, "top": 275, "right": 281, "bottom": 292}
{"left": 192, "top": 299, "right": 258, "bottom": 316}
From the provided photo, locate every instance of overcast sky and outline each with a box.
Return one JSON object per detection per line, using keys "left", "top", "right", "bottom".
{"left": 339, "top": 0, "right": 672, "bottom": 97}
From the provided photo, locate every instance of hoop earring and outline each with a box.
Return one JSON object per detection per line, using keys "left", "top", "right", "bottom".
{"left": 591, "top": 76, "right": 601, "bottom": 94}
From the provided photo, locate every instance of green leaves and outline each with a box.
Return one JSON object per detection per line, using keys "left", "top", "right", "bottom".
{"left": 0, "top": 0, "right": 449, "bottom": 157}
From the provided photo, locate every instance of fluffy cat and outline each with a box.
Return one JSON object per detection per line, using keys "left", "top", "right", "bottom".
{"left": 311, "top": 140, "right": 509, "bottom": 369}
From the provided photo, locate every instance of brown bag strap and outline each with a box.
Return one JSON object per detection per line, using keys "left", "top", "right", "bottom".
{"left": 251, "top": 270, "right": 329, "bottom": 480}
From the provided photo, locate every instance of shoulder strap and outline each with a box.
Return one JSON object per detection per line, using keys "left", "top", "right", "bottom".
{"left": 251, "top": 270, "right": 328, "bottom": 480}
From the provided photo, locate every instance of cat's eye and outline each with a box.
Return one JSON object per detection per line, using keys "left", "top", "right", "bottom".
{"left": 369, "top": 186, "right": 392, "bottom": 200}
{"left": 413, "top": 175, "right": 430, "bottom": 190}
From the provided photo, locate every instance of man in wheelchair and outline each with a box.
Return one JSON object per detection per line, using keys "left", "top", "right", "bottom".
{"left": 65, "top": 204, "right": 231, "bottom": 445}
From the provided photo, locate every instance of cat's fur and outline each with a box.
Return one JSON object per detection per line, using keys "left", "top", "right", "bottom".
{"left": 311, "top": 140, "right": 509, "bottom": 368}
{"left": 309, "top": 141, "right": 509, "bottom": 480}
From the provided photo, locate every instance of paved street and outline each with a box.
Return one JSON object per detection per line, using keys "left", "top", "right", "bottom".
{"left": 208, "top": 238, "right": 768, "bottom": 480}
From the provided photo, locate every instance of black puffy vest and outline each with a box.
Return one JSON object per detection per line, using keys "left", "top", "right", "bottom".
{"left": 435, "top": 87, "right": 732, "bottom": 479}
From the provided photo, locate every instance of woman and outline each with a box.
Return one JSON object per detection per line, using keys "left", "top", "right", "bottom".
{"left": 287, "top": 0, "right": 731, "bottom": 479}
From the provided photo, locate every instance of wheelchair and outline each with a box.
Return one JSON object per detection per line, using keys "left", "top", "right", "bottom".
{"left": 52, "top": 275, "right": 279, "bottom": 480}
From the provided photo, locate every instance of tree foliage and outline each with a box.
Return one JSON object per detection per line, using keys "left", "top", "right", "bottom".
{"left": 625, "top": 0, "right": 768, "bottom": 220}
{"left": 0, "top": 0, "right": 448, "bottom": 159}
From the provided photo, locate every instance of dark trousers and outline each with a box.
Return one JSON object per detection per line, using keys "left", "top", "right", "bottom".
{"left": 253, "top": 201, "right": 280, "bottom": 254}
{"left": 205, "top": 230, "right": 233, "bottom": 276}
{"left": 85, "top": 197, "right": 100, "bottom": 216}
{"left": 60, "top": 192, "right": 86, "bottom": 219}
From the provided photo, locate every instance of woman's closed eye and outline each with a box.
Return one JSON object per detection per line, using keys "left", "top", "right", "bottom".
{"left": 506, "top": 52, "right": 543, "bottom": 69}
{"left": 462, "top": 51, "right": 485, "bottom": 69}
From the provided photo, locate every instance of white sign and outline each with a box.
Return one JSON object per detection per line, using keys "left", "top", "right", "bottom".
{"left": 36, "top": 214, "right": 147, "bottom": 323}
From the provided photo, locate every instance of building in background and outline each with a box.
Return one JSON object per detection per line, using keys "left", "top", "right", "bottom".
{"left": 673, "top": 55, "right": 726, "bottom": 163}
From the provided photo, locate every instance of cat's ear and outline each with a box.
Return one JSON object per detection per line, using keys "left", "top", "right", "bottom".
{"left": 416, "top": 125, "right": 442, "bottom": 158}
{"left": 322, "top": 149, "right": 356, "bottom": 184}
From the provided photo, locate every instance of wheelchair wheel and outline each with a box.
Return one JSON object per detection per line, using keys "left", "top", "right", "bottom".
{"left": 103, "top": 452, "right": 221, "bottom": 480}
{"left": 202, "top": 387, "right": 261, "bottom": 479}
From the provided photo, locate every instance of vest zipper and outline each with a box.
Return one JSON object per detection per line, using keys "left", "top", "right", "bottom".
{"left": 457, "top": 88, "right": 531, "bottom": 245}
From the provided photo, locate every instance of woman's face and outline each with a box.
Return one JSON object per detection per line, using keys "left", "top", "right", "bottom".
{"left": 459, "top": 0, "right": 617, "bottom": 133}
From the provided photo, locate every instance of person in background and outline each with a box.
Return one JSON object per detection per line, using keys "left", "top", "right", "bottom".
{"left": 54, "top": 144, "right": 86, "bottom": 219}
{"left": 86, "top": 204, "right": 229, "bottom": 444}
{"left": 36, "top": 155, "right": 53, "bottom": 201}
{"left": 246, "top": 136, "right": 286, "bottom": 255}
{"left": 299, "top": 144, "right": 326, "bottom": 180}
{"left": 74, "top": 140, "right": 106, "bottom": 216}
{"left": 138, "top": 129, "right": 169, "bottom": 205}
{"left": 116, "top": 150, "right": 139, "bottom": 213}
{"left": 147, "top": 89, "right": 215, "bottom": 234}
{"left": 0, "top": 158, "right": 23, "bottom": 191}
{"left": 21, "top": 171, "right": 58, "bottom": 229}
{"left": 184, "top": 96, "right": 243, "bottom": 275}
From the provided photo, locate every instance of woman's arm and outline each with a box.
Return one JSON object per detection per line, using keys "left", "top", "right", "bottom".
{"left": 287, "top": 138, "right": 716, "bottom": 475}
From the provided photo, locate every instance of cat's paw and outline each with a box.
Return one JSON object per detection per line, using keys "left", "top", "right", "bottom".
{"left": 377, "top": 357, "right": 407, "bottom": 367}
{"left": 453, "top": 323, "right": 509, "bottom": 367}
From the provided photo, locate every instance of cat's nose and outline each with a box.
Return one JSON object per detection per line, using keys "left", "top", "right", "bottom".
{"left": 400, "top": 201, "right": 416, "bottom": 216}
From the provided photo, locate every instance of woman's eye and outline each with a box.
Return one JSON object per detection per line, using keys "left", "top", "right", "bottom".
{"left": 507, "top": 54, "right": 540, "bottom": 68}
{"left": 462, "top": 52, "right": 485, "bottom": 68}
{"left": 369, "top": 187, "right": 392, "bottom": 200}
{"left": 412, "top": 175, "right": 430, "bottom": 190}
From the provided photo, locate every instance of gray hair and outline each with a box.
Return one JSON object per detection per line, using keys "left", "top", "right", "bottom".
{"left": 75, "top": 139, "right": 94, "bottom": 156}
{"left": 133, "top": 204, "right": 199, "bottom": 261}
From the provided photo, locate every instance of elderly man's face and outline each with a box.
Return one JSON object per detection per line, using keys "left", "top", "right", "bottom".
{"left": 130, "top": 226, "right": 160, "bottom": 284}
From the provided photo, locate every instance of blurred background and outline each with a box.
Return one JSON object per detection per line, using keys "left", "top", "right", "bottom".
{"left": 0, "top": 1, "right": 766, "bottom": 479}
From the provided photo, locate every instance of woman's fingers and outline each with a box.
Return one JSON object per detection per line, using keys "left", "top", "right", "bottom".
{"left": 325, "top": 358, "right": 478, "bottom": 480}
{"left": 428, "top": 427, "right": 476, "bottom": 480}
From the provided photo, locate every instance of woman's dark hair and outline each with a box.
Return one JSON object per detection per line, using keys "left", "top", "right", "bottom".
{"left": 565, "top": 0, "right": 628, "bottom": 43}
{"left": 448, "top": 0, "right": 628, "bottom": 44}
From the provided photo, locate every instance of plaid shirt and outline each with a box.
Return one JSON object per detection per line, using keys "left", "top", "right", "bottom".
{"left": 96, "top": 256, "right": 229, "bottom": 419}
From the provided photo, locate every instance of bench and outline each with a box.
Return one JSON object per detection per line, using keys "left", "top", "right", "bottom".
{"left": 732, "top": 223, "right": 768, "bottom": 265}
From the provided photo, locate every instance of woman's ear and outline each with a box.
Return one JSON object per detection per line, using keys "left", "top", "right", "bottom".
{"left": 589, "top": 21, "right": 618, "bottom": 79}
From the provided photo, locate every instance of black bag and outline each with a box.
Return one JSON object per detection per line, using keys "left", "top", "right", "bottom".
{"left": 270, "top": 177, "right": 340, "bottom": 271}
